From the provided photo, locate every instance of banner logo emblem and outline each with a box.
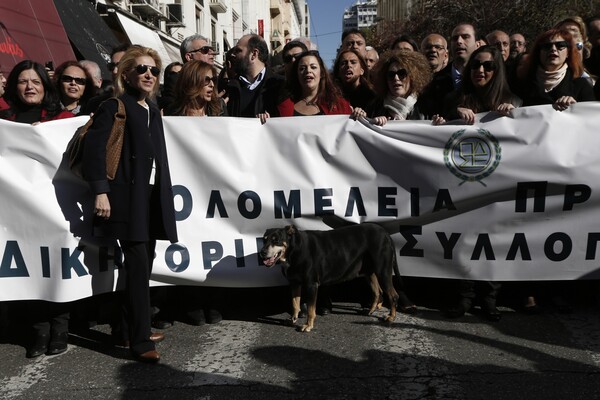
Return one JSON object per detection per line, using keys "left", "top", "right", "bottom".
{"left": 444, "top": 129, "right": 501, "bottom": 186}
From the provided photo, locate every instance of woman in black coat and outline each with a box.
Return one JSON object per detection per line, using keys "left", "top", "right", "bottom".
{"left": 516, "top": 28, "right": 594, "bottom": 109}
{"left": 82, "top": 45, "right": 178, "bottom": 363}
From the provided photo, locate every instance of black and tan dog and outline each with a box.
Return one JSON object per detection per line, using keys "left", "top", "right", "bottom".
{"left": 260, "top": 223, "right": 402, "bottom": 332}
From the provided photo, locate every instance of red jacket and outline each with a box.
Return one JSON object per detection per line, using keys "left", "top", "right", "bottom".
{"left": 277, "top": 97, "right": 352, "bottom": 116}
{"left": 2, "top": 107, "right": 74, "bottom": 123}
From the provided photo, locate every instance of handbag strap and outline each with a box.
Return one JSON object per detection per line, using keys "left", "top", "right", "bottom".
{"left": 105, "top": 98, "right": 126, "bottom": 180}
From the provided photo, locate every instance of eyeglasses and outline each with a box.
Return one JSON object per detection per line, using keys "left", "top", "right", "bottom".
{"left": 203, "top": 75, "right": 218, "bottom": 85}
{"left": 107, "top": 61, "right": 119, "bottom": 71}
{"left": 387, "top": 69, "right": 408, "bottom": 80}
{"left": 540, "top": 41, "right": 569, "bottom": 52}
{"left": 135, "top": 64, "right": 160, "bottom": 77}
{"left": 470, "top": 60, "right": 496, "bottom": 72}
{"left": 188, "top": 46, "right": 214, "bottom": 55}
{"left": 60, "top": 75, "right": 87, "bottom": 85}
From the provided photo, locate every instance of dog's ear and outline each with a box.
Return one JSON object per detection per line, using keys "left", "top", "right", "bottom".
{"left": 285, "top": 225, "right": 297, "bottom": 236}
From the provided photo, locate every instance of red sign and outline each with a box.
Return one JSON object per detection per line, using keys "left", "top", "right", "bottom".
{"left": 0, "top": 1, "right": 74, "bottom": 73}
{"left": 258, "top": 19, "right": 264, "bottom": 38}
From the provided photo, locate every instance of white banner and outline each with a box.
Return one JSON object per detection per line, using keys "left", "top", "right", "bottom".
{"left": 1, "top": 103, "right": 600, "bottom": 302}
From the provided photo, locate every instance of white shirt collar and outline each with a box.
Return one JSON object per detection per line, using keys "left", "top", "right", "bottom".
{"left": 239, "top": 67, "right": 266, "bottom": 91}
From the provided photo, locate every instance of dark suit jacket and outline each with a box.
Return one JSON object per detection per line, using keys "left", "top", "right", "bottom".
{"left": 416, "top": 64, "right": 455, "bottom": 119}
{"left": 82, "top": 91, "right": 178, "bottom": 243}
{"left": 226, "top": 67, "right": 285, "bottom": 117}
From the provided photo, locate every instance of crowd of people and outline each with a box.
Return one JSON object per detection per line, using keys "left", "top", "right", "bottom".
{"left": 0, "top": 15, "right": 599, "bottom": 363}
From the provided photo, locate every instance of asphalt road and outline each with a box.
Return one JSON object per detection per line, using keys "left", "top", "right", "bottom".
{"left": 2, "top": 281, "right": 600, "bottom": 400}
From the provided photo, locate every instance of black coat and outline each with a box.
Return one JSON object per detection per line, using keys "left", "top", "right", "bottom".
{"left": 518, "top": 68, "right": 595, "bottom": 106}
{"left": 82, "top": 92, "right": 178, "bottom": 243}
{"left": 416, "top": 64, "right": 455, "bottom": 119}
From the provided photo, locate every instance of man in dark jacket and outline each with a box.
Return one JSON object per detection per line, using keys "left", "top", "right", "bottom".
{"left": 227, "top": 34, "right": 284, "bottom": 118}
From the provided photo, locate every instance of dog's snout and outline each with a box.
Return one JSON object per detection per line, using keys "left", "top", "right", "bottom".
{"left": 259, "top": 248, "right": 267, "bottom": 258}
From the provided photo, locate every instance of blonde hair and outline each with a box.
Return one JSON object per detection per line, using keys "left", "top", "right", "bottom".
{"left": 114, "top": 45, "right": 162, "bottom": 98}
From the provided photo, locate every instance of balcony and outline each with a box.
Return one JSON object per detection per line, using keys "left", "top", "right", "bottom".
{"left": 129, "top": 0, "right": 165, "bottom": 17}
{"left": 209, "top": 0, "right": 227, "bottom": 13}
{"left": 270, "top": 0, "right": 282, "bottom": 17}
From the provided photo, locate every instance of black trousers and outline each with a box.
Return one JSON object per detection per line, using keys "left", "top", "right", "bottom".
{"left": 118, "top": 240, "right": 156, "bottom": 355}
{"left": 457, "top": 279, "right": 501, "bottom": 304}
{"left": 29, "top": 301, "right": 70, "bottom": 337}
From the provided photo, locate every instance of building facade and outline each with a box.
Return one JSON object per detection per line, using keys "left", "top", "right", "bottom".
{"left": 94, "top": 0, "right": 310, "bottom": 68}
{"left": 377, "top": 0, "right": 416, "bottom": 24}
{"left": 342, "top": 0, "right": 378, "bottom": 31}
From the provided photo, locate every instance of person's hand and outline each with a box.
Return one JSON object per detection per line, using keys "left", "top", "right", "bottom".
{"left": 351, "top": 107, "right": 367, "bottom": 120}
{"left": 432, "top": 114, "right": 446, "bottom": 125}
{"left": 95, "top": 193, "right": 111, "bottom": 219}
{"left": 496, "top": 103, "right": 515, "bottom": 116}
{"left": 457, "top": 107, "right": 476, "bottom": 124}
{"left": 257, "top": 111, "right": 270, "bottom": 124}
{"left": 553, "top": 96, "right": 576, "bottom": 111}
{"left": 372, "top": 116, "right": 388, "bottom": 126}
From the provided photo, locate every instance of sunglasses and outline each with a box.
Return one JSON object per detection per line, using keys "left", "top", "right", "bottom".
{"left": 135, "top": 64, "right": 160, "bottom": 77}
{"left": 540, "top": 41, "right": 569, "bottom": 51}
{"left": 387, "top": 69, "right": 408, "bottom": 80}
{"left": 189, "top": 46, "right": 214, "bottom": 55}
{"left": 203, "top": 75, "right": 218, "bottom": 85}
{"left": 60, "top": 75, "right": 87, "bottom": 85}
{"left": 283, "top": 53, "right": 301, "bottom": 64}
{"left": 107, "top": 61, "right": 119, "bottom": 71}
{"left": 470, "top": 60, "right": 496, "bottom": 72}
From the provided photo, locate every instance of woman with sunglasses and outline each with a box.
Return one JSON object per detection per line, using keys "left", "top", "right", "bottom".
{"left": 438, "top": 45, "right": 520, "bottom": 125}
{"left": 353, "top": 50, "right": 432, "bottom": 125}
{"left": 163, "top": 60, "right": 226, "bottom": 117}
{"left": 53, "top": 61, "right": 95, "bottom": 115}
{"left": 0, "top": 60, "right": 74, "bottom": 123}
{"left": 516, "top": 28, "right": 594, "bottom": 110}
{"left": 82, "top": 45, "right": 178, "bottom": 363}
{"left": 275, "top": 50, "right": 351, "bottom": 119}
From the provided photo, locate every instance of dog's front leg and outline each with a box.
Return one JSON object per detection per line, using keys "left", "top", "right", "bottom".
{"left": 289, "top": 284, "right": 302, "bottom": 326}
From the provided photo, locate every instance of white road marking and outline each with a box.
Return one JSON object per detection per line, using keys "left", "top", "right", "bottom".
{"left": 0, "top": 356, "right": 50, "bottom": 399}
{"left": 183, "top": 320, "right": 261, "bottom": 385}
{"left": 372, "top": 310, "right": 465, "bottom": 398}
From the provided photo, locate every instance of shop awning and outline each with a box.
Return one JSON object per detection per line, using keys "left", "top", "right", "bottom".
{"left": 53, "top": 0, "right": 120, "bottom": 81}
{"left": 0, "top": 0, "right": 74, "bottom": 74}
{"left": 160, "top": 37, "right": 182, "bottom": 66}
{"left": 115, "top": 13, "right": 175, "bottom": 73}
